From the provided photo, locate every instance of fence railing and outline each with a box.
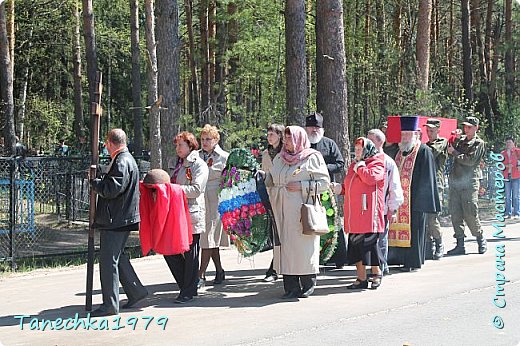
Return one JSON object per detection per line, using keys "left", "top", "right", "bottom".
{"left": 0, "top": 155, "right": 150, "bottom": 267}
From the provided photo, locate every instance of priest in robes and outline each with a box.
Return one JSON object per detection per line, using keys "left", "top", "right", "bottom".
{"left": 386, "top": 116, "right": 440, "bottom": 271}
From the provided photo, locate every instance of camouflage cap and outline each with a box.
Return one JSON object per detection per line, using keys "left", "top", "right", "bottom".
{"left": 462, "top": 116, "right": 479, "bottom": 127}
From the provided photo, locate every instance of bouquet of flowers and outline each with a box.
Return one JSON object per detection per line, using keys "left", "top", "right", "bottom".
{"left": 319, "top": 188, "right": 340, "bottom": 264}
{"left": 218, "top": 148, "right": 270, "bottom": 257}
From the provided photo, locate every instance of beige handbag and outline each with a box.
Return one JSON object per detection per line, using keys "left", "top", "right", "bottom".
{"left": 301, "top": 181, "right": 329, "bottom": 236}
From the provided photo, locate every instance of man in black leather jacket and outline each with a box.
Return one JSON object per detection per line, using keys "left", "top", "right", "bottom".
{"left": 305, "top": 113, "right": 347, "bottom": 268}
{"left": 90, "top": 128, "right": 147, "bottom": 316}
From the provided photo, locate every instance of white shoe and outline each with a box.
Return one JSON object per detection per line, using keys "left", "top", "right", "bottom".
{"left": 513, "top": 215, "right": 519, "bottom": 220}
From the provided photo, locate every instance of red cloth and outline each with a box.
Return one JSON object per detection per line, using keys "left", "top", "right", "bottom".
{"left": 139, "top": 182, "right": 193, "bottom": 255}
{"left": 343, "top": 153, "right": 386, "bottom": 234}
{"left": 501, "top": 148, "right": 520, "bottom": 180}
{"left": 386, "top": 116, "right": 458, "bottom": 144}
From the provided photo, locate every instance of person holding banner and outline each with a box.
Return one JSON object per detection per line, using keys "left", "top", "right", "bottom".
{"left": 387, "top": 116, "right": 440, "bottom": 272}
{"left": 446, "top": 117, "right": 487, "bottom": 255}
{"left": 89, "top": 128, "right": 148, "bottom": 317}
{"left": 423, "top": 119, "right": 449, "bottom": 260}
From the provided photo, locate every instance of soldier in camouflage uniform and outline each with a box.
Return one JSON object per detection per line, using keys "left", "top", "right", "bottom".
{"left": 423, "top": 119, "right": 448, "bottom": 260}
{"left": 446, "top": 117, "right": 487, "bottom": 255}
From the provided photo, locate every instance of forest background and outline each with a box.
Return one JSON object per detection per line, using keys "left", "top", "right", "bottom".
{"left": 0, "top": 0, "right": 519, "bottom": 168}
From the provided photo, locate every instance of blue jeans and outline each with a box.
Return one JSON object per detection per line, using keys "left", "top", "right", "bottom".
{"left": 505, "top": 178, "right": 520, "bottom": 216}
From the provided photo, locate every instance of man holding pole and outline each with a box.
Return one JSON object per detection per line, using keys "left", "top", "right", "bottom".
{"left": 89, "top": 128, "right": 147, "bottom": 317}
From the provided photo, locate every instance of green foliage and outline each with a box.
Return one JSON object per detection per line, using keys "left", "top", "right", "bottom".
{"left": 25, "top": 97, "right": 73, "bottom": 149}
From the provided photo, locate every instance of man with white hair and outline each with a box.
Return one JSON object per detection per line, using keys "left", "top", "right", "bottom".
{"left": 305, "top": 112, "right": 346, "bottom": 268}
{"left": 367, "top": 129, "right": 404, "bottom": 275}
{"left": 386, "top": 116, "right": 440, "bottom": 272}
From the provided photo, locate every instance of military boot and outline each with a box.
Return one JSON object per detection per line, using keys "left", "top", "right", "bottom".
{"left": 433, "top": 238, "right": 444, "bottom": 260}
{"left": 477, "top": 236, "right": 488, "bottom": 254}
{"left": 425, "top": 239, "right": 434, "bottom": 260}
{"left": 447, "top": 238, "right": 466, "bottom": 256}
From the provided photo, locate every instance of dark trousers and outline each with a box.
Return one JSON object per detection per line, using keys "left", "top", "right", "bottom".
{"left": 99, "top": 230, "right": 147, "bottom": 314}
{"left": 329, "top": 229, "right": 348, "bottom": 266}
{"left": 265, "top": 259, "right": 276, "bottom": 276}
{"left": 283, "top": 274, "right": 317, "bottom": 294}
{"left": 164, "top": 234, "right": 200, "bottom": 299}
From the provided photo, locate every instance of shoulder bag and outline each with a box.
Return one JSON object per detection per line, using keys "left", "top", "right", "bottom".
{"left": 301, "top": 181, "right": 329, "bottom": 236}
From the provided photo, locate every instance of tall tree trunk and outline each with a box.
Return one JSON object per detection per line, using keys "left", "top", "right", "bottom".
{"left": 461, "top": 0, "right": 473, "bottom": 104}
{"left": 82, "top": 0, "right": 98, "bottom": 106}
{"left": 0, "top": 3, "right": 15, "bottom": 154}
{"left": 214, "top": 1, "right": 227, "bottom": 123}
{"left": 448, "top": 0, "right": 454, "bottom": 87}
{"left": 285, "top": 0, "right": 307, "bottom": 126}
{"left": 17, "top": 25, "right": 33, "bottom": 141}
{"left": 416, "top": 0, "right": 432, "bottom": 92}
{"left": 73, "top": 2, "right": 84, "bottom": 140}
{"left": 130, "top": 0, "right": 143, "bottom": 155}
{"left": 208, "top": 0, "right": 216, "bottom": 107}
{"left": 199, "top": 0, "right": 210, "bottom": 120}
{"left": 7, "top": 0, "right": 14, "bottom": 78}
{"left": 316, "top": 0, "right": 350, "bottom": 160}
{"left": 471, "top": 0, "right": 493, "bottom": 137}
{"left": 484, "top": 0, "right": 493, "bottom": 80}
{"left": 156, "top": 0, "right": 181, "bottom": 169}
{"left": 184, "top": 0, "right": 200, "bottom": 118}
{"left": 504, "top": 0, "right": 513, "bottom": 107}
{"left": 363, "top": 0, "right": 371, "bottom": 131}
{"left": 144, "top": 0, "right": 161, "bottom": 169}
{"left": 375, "top": 0, "right": 387, "bottom": 119}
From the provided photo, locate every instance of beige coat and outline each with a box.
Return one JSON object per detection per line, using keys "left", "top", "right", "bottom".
{"left": 168, "top": 150, "right": 209, "bottom": 234}
{"left": 266, "top": 153, "right": 330, "bottom": 275}
{"left": 261, "top": 148, "right": 274, "bottom": 173}
{"left": 199, "top": 145, "right": 229, "bottom": 248}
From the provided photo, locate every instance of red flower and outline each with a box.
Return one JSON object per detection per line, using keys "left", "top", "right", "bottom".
{"left": 207, "top": 158, "right": 213, "bottom": 167}
{"left": 186, "top": 167, "right": 192, "bottom": 182}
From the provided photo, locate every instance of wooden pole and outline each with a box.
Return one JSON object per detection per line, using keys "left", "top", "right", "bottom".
{"left": 86, "top": 71, "right": 103, "bottom": 311}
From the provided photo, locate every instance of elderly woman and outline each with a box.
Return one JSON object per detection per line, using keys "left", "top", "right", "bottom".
{"left": 333, "top": 137, "right": 385, "bottom": 290}
{"left": 165, "top": 131, "right": 209, "bottom": 303}
{"left": 261, "top": 123, "right": 285, "bottom": 282}
{"left": 198, "top": 124, "right": 229, "bottom": 287}
{"left": 266, "top": 126, "right": 329, "bottom": 299}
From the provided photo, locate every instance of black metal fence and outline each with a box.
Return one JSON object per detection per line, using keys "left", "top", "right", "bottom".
{"left": 0, "top": 156, "right": 150, "bottom": 267}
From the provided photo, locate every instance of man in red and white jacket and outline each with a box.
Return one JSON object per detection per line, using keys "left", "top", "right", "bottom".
{"left": 501, "top": 137, "right": 520, "bottom": 219}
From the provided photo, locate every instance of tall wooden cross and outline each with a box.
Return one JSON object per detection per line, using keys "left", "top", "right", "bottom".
{"left": 86, "top": 72, "right": 103, "bottom": 311}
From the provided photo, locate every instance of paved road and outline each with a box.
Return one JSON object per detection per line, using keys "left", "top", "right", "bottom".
{"left": 0, "top": 220, "right": 519, "bottom": 346}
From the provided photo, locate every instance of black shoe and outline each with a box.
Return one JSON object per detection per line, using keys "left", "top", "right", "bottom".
{"left": 196, "top": 277, "right": 206, "bottom": 289}
{"left": 335, "top": 263, "right": 345, "bottom": 269}
{"left": 447, "top": 238, "right": 466, "bottom": 256}
{"left": 347, "top": 279, "right": 368, "bottom": 290}
{"left": 433, "top": 239, "right": 444, "bottom": 260}
{"left": 213, "top": 270, "right": 225, "bottom": 284}
{"left": 122, "top": 291, "right": 148, "bottom": 309}
{"left": 281, "top": 291, "right": 300, "bottom": 299}
{"left": 370, "top": 274, "right": 382, "bottom": 289}
{"left": 477, "top": 236, "right": 487, "bottom": 254}
{"left": 299, "top": 286, "right": 315, "bottom": 298}
{"left": 399, "top": 267, "right": 417, "bottom": 272}
{"left": 263, "top": 274, "right": 278, "bottom": 282}
{"left": 90, "top": 308, "right": 117, "bottom": 317}
{"left": 174, "top": 296, "right": 194, "bottom": 304}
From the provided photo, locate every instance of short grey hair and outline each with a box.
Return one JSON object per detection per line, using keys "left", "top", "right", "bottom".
{"left": 107, "top": 128, "right": 127, "bottom": 146}
{"left": 367, "top": 128, "right": 386, "bottom": 145}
